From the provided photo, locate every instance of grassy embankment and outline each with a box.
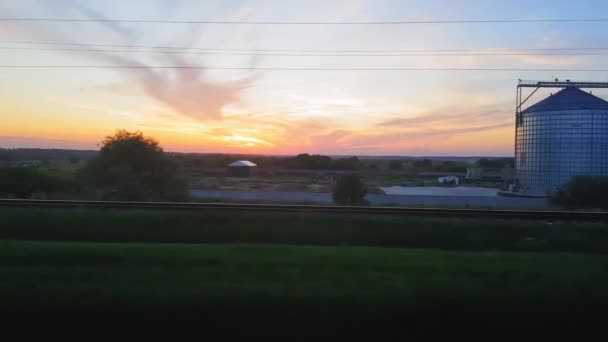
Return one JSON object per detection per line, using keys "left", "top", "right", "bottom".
{"left": 2, "top": 241, "right": 608, "bottom": 316}
{"left": 2, "top": 208, "right": 607, "bottom": 330}
{"left": 1, "top": 209, "right": 607, "bottom": 253}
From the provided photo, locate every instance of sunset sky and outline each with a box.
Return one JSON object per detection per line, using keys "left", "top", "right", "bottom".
{"left": 1, "top": 0, "right": 608, "bottom": 156}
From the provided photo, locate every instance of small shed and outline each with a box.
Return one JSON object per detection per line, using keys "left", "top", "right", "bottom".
{"left": 226, "top": 160, "right": 257, "bottom": 177}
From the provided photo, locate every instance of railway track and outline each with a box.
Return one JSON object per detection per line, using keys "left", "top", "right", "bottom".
{"left": 0, "top": 198, "right": 606, "bottom": 221}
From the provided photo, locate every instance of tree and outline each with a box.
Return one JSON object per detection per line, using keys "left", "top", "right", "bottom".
{"left": 550, "top": 176, "right": 608, "bottom": 209}
{"left": 332, "top": 174, "right": 368, "bottom": 206}
{"left": 0, "top": 149, "right": 12, "bottom": 162}
{"left": 476, "top": 158, "right": 512, "bottom": 169}
{"left": 286, "top": 154, "right": 332, "bottom": 169}
{"left": 389, "top": 160, "right": 403, "bottom": 170}
{"left": 83, "top": 130, "right": 187, "bottom": 201}
{"left": 0, "top": 166, "right": 69, "bottom": 198}
{"left": 331, "top": 156, "right": 360, "bottom": 170}
{"left": 413, "top": 159, "right": 433, "bottom": 170}
{"left": 437, "top": 161, "right": 469, "bottom": 172}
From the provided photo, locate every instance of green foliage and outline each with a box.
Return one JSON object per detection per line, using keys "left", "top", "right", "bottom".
{"left": 0, "top": 166, "right": 77, "bottom": 198}
{"left": 389, "top": 160, "right": 403, "bottom": 170}
{"left": 3, "top": 240, "right": 608, "bottom": 328}
{"left": 412, "top": 159, "right": 470, "bottom": 172}
{"left": 550, "top": 176, "right": 608, "bottom": 209}
{"left": 435, "top": 161, "right": 469, "bottom": 172}
{"left": 283, "top": 154, "right": 360, "bottom": 170}
{"left": 413, "top": 159, "right": 433, "bottom": 169}
{"left": 0, "top": 148, "right": 96, "bottom": 161}
{"left": 83, "top": 130, "right": 187, "bottom": 201}
{"left": 331, "top": 156, "right": 360, "bottom": 170}
{"left": 1, "top": 240, "right": 608, "bottom": 305}
{"left": 332, "top": 174, "right": 368, "bottom": 205}
{"left": 173, "top": 153, "right": 234, "bottom": 168}
{"left": 286, "top": 153, "right": 332, "bottom": 169}
{"left": 0, "top": 149, "right": 12, "bottom": 162}
{"left": 1, "top": 209, "right": 608, "bottom": 253}
{"left": 476, "top": 158, "right": 513, "bottom": 169}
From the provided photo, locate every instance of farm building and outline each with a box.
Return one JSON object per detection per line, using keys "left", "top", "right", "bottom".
{"left": 226, "top": 160, "right": 257, "bottom": 177}
{"left": 512, "top": 80, "right": 608, "bottom": 195}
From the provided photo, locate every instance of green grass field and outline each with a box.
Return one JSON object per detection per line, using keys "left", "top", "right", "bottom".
{"left": 2, "top": 208, "right": 607, "bottom": 333}
{"left": 3, "top": 240, "right": 607, "bottom": 313}
{"left": 1, "top": 208, "right": 607, "bottom": 253}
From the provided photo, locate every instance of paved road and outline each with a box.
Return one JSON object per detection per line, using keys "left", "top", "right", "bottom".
{"left": 191, "top": 190, "right": 550, "bottom": 208}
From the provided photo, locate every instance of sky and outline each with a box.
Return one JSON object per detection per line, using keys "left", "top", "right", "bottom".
{"left": 1, "top": 0, "right": 608, "bottom": 156}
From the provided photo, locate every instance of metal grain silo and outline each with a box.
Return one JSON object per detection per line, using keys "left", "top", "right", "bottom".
{"left": 514, "top": 82, "right": 608, "bottom": 195}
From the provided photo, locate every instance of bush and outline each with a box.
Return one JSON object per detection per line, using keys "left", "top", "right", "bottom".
{"left": 0, "top": 166, "right": 75, "bottom": 198}
{"left": 83, "top": 130, "right": 188, "bottom": 201}
{"left": 332, "top": 174, "right": 368, "bottom": 206}
{"left": 331, "top": 157, "right": 360, "bottom": 170}
{"left": 550, "top": 176, "right": 608, "bottom": 209}
{"left": 411, "top": 159, "right": 470, "bottom": 172}
{"left": 0, "top": 149, "right": 12, "bottom": 162}
{"left": 476, "top": 158, "right": 514, "bottom": 169}
{"left": 389, "top": 160, "right": 403, "bottom": 170}
{"left": 286, "top": 154, "right": 332, "bottom": 169}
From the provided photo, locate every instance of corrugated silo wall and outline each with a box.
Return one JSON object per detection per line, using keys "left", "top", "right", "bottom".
{"left": 515, "top": 109, "right": 608, "bottom": 194}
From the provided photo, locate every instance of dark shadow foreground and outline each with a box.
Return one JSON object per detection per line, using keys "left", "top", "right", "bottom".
{"left": 5, "top": 300, "right": 606, "bottom": 339}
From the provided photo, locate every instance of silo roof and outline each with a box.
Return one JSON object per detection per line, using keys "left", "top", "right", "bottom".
{"left": 228, "top": 160, "right": 257, "bottom": 167}
{"left": 522, "top": 86, "right": 608, "bottom": 114}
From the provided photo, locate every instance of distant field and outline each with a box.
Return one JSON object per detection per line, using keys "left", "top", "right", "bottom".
{"left": 1, "top": 208, "right": 607, "bottom": 254}
{"left": 0, "top": 159, "right": 83, "bottom": 172}
{"left": 188, "top": 174, "right": 501, "bottom": 194}
{"left": 0, "top": 241, "right": 608, "bottom": 320}
{"left": 189, "top": 175, "right": 390, "bottom": 193}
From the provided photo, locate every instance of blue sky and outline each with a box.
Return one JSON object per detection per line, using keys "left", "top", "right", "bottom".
{"left": 1, "top": 0, "right": 608, "bottom": 155}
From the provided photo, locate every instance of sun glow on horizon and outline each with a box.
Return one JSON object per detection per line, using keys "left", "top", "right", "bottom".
{"left": 222, "top": 134, "right": 274, "bottom": 148}
{"left": 1, "top": 0, "right": 606, "bottom": 156}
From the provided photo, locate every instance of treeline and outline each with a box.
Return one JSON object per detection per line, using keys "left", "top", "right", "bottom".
{"left": 2, "top": 147, "right": 514, "bottom": 172}
{"left": 388, "top": 158, "right": 513, "bottom": 172}
{"left": 0, "top": 148, "right": 97, "bottom": 162}
{"left": 0, "top": 166, "right": 81, "bottom": 198}
{"left": 0, "top": 149, "right": 10, "bottom": 161}
{"left": 475, "top": 158, "right": 514, "bottom": 169}
{"left": 0, "top": 131, "right": 187, "bottom": 201}
{"left": 551, "top": 176, "right": 608, "bottom": 209}
{"left": 174, "top": 154, "right": 514, "bottom": 172}
{"left": 388, "top": 159, "right": 470, "bottom": 172}
{"left": 284, "top": 154, "right": 360, "bottom": 170}
{"left": 173, "top": 153, "right": 361, "bottom": 170}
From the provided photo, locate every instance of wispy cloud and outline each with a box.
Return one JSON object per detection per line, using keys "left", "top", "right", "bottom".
{"left": 96, "top": 52, "right": 257, "bottom": 120}
{"left": 342, "top": 121, "right": 513, "bottom": 149}
{"left": 378, "top": 108, "right": 508, "bottom": 127}
{"left": 14, "top": 0, "right": 260, "bottom": 121}
{"left": 69, "top": 1, "right": 137, "bottom": 39}
{"left": 310, "top": 129, "right": 351, "bottom": 147}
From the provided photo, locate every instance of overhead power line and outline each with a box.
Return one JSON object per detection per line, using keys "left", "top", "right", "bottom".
{"left": 3, "top": 40, "right": 608, "bottom": 53}
{"left": 0, "top": 65, "right": 606, "bottom": 72}
{"left": 1, "top": 17, "right": 608, "bottom": 25}
{"left": 2, "top": 46, "right": 608, "bottom": 57}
